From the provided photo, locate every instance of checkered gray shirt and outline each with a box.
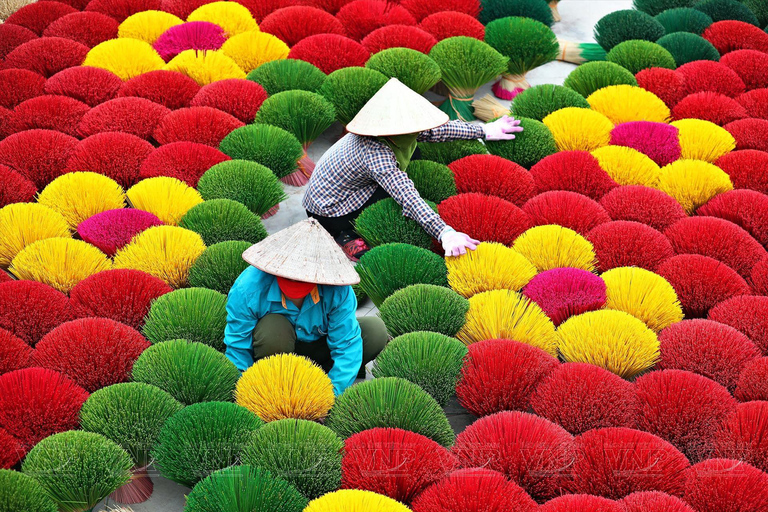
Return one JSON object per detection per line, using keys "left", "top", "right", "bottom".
{"left": 303, "top": 121, "right": 485, "bottom": 240}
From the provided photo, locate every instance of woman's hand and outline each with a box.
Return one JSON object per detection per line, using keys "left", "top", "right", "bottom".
{"left": 483, "top": 115, "right": 524, "bottom": 141}
{"left": 441, "top": 228, "right": 480, "bottom": 257}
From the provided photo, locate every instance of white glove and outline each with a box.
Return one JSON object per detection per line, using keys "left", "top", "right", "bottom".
{"left": 483, "top": 115, "right": 524, "bottom": 141}
{"left": 441, "top": 228, "right": 480, "bottom": 257}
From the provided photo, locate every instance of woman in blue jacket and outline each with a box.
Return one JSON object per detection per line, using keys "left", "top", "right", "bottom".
{"left": 223, "top": 218, "right": 387, "bottom": 396}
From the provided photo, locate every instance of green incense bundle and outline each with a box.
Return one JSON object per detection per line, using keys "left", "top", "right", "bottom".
{"left": 189, "top": 241, "right": 251, "bottom": 295}
{"left": 556, "top": 39, "right": 607, "bottom": 64}
{"left": 325, "top": 377, "right": 455, "bottom": 446}
{"left": 132, "top": 339, "right": 240, "bottom": 405}
{"left": 241, "top": 419, "right": 343, "bottom": 500}
{"left": 372, "top": 331, "right": 468, "bottom": 406}
{"left": 356, "top": 243, "right": 448, "bottom": 307}
{"left": 142, "top": 287, "right": 227, "bottom": 351}
{"left": 429, "top": 36, "right": 508, "bottom": 121}
{"left": 485, "top": 17, "right": 559, "bottom": 99}
{"left": 247, "top": 59, "right": 327, "bottom": 95}
{"left": 354, "top": 198, "right": 438, "bottom": 249}
{"left": 563, "top": 61, "right": 639, "bottom": 97}
{"left": 366, "top": 48, "right": 442, "bottom": 94}
{"left": 378, "top": 283, "right": 469, "bottom": 338}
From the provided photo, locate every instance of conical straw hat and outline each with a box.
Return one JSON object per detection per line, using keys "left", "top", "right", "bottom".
{"left": 242, "top": 218, "right": 360, "bottom": 285}
{"left": 346, "top": 77, "right": 449, "bottom": 136}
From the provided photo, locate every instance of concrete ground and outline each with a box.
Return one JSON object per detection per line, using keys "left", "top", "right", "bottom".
{"left": 95, "top": 1, "right": 631, "bottom": 509}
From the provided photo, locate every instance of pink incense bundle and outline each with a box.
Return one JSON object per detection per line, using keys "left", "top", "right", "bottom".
{"left": 725, "top": 118, "right": 768, "bottom": 152}
{"left": 676, "top": 60, "right": 746, "bottom": 98}
{"left": 191, "top": 79, "right": 267, "bottom": 123}
{"left": 703, "top": 20, "right": 768, "bottom": 55}
{"left": 588, "top": 220, "right": 674, "bottom": 272}
{"left": 635, "top": 67, "right": 686, "bottom": 107}
{"left": 77, "top": 209, "right": 164, "bottom": 257}
{"left": 715, "top": 149, "right": 768, "bottom": 194}
{"left": 720, "top": 50, "right": 768, "bottom": 91}
{"left": 259, "top": 6, "right": 346, "bottom": 47}
{"left": 43, "top": 12, "right": 120, "bottom": 48}
{"left": 153, "top": 106, "right": 245, "bottom": 147}
{"left": 153, "top": 22, "right": 227, "bottom": 62}
{"left": 523, "top": 268, "right": 607, "bottom": 326}
{"left": 288, "top": 33, "right": 370, "bottom": 73}
{"left": 139, "top": 141, "right": 231, "bottom": 187}
{"left": 336, "top": 0, "right": 416, "bottom": 42}
{"left": 672, "top": 92, "right": 747, "bottom": 126}
{"left": 78, "top": 96, "right": 171, "bottom": 140}
{"left": 45, "top": 66, "right": 122, "bottom": 107}
{"left": 737, "top": 89, "right": 768, "bottom": 119}
{"left": 118, "top": 70, "right": 201, "bottom": 110}
{"left": 419, "top": 11, "right": 485, "bottom": 41}
{"left": 448, "top": 154, "right": 534, "bottom": 206}
{"left": 610, "top": 121, "right": 681, "bottom": 166}
{"left": 523, "top": 191, "right": 610, "bottom": 235}
{"left": 361, "top": 24, "right": 437, "bottom": 54}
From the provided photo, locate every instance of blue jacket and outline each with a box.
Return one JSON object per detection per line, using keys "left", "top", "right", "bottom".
{"left": 224, "top": 266, "right": 362, "bottom": 395}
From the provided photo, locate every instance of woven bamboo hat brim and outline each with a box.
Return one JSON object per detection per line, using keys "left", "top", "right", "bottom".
{"left": 346, "top": 77, "right": 449, "bottom": 136}
{"left": 242, "top": 218, "right": 360, "bottom": 285}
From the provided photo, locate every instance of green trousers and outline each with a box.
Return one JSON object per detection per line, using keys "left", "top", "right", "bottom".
{"left": 252, "top": 314, "right": 388, "bottom": 376}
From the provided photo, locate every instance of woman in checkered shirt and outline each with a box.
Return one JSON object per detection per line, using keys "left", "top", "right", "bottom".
{"left": 303, "top": 78, "right": 522, "bottom": 261}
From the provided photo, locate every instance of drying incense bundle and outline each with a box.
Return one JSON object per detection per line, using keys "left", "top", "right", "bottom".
{"left": 429, "top": 36, "right": 508, "bottom": 120}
